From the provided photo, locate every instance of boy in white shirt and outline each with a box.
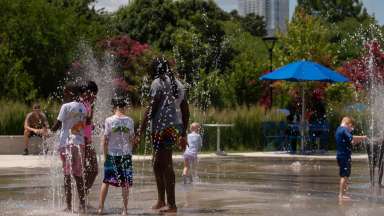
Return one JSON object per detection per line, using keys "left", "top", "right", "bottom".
{"left": 51, "top": 83, "right": 87, "bottom": 213}
{"left": 97, "top": 96, "right": 135, "bottom": 215}
{"left": 183, "top": 122, "right": 202, "bottom": 184}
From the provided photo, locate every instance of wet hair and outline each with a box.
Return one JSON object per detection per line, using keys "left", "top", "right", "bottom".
{"left": 64, "top": 82, "right": 81, "bottom": 99}
{"left": 79, "top": 80, "right": 98, "bottom": 96}
{"left": 111, "top": 88, "right": 129, "bottom": 108}
{"left": 86, "top": 81, "right": 98, "bottom": 94}
{"left": 111, "top": 97, "right": 129, "bottom": 109}
{"left": 151, "top": 57, "right": 179, "bottom": 99}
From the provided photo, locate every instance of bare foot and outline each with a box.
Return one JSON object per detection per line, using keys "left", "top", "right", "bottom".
{"left": 160, "top": 206, "right": 177, "bottom": 213}
{"left": 63, "top": 207, "right": 72, "bottom": 212}
{"left": 97, "top": 208, "right": 104, "bottom": 215}
{"left": 78, "top": 206, "right": 86, "bottom": 214}
{"left": 151, "top": 201, "right": 166, "bottom": 210}
{"left": 122, "top": 210, "right": 128, "bottom": 215}
{"left": 338, "top": 195, "right": 352, "bottom": 201}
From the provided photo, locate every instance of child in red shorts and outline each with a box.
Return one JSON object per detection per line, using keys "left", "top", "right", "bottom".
{"left": 81, "top": 81, "right": 99, "bottom": 195}
{"left": 51, "top": 83, "right": 87, "bottom": 212}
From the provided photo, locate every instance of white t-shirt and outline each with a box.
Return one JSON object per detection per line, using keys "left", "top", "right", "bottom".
{"left": 104, "top": 115, "right": 134, "bottom": 156}
{"left": 57, "top": 101, "right": 87, "bottom": 148}
{"left": 184, "top": 132, "right": 202, "bottom": 157}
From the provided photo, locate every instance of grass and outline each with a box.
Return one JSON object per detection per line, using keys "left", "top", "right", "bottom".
{"left": 0, "top": 100, "right": 29, "bottom": 135}
{"left": 188, "top": 106, "right": 286, "bottom": 151}
{"left": 2, "top": 99, "right": 356, "bottom": 151}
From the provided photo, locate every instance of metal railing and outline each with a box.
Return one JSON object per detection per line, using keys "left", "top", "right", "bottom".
{"left": 203, "top": 124, "right": 234, "bottom": 156}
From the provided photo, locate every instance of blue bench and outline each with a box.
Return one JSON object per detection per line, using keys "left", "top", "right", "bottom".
{"left": 261, "top": 121, "right": 289, "bottom": 151}
{"left": 261, "top": 121, "right": 329, "bottom": 153}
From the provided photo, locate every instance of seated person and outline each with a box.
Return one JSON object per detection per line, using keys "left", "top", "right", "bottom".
{"left": 308, "top": 92, "right": 328, "bottom": 152}
{"left": 286, "top": 91, "right": 301, "bottom": 153}
{"left": 23, "top": 103, "right": 49, "bottom": 155}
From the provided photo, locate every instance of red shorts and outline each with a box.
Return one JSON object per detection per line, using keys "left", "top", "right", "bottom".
{"left": 59, "top": 144, "right": 85, "bottom": 177}
{"left": 84, "top": 144, "right": 98, "bottom": 173}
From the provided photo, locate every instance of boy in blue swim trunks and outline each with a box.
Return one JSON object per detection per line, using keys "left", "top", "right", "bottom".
{"left": 336, "top": 117, "right": 366, "bottom": 201}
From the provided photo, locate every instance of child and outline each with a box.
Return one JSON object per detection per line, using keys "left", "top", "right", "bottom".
{"left": 97, "top": 95, "right": 135, "bottom": 215}
{"left": 82, "top": 81, "right": 99, "bottom": 195}
{"left": 137, "top": 57, "right": 189, "bottom": 213}
{"left": 51, "top": 83, "right": 87, "bottom": 212}
{"left": 183, "top": 122, "right": 202, "bottom": 184}
{"left": 336, "top": 117, "right": 367, "bottom": 201}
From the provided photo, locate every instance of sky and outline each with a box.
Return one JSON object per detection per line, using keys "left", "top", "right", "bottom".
{"left": 94, "top": 0, "right": 384, "bottom": 25}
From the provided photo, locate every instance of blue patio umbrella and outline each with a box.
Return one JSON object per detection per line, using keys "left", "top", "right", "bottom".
{"left": 259, "top": 60, "right": 349, "bottom": 152}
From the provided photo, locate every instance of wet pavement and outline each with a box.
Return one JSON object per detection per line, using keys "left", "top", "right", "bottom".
{"left": 0, "top": 155, "right": 384, "bottom": 215}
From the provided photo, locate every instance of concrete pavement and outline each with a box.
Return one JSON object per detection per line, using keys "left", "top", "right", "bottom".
{"left": 0, "top": 152, "right": 368, "bottom": 169}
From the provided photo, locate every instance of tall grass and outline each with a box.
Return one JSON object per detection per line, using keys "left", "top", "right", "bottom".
{"left": 191, "top": 106, "right": 286, "bottom": 151}
{"left": 0, "top": 101, "right": 285, "bottom": 151}
{"left": 2, "top": 100, "right": 355, "bottom": 151}
{"left": 0, "top": 100, "right": 29, "bottom": 135}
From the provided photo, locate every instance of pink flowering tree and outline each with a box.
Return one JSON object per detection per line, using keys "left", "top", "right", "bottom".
{"left": 339, "top": 40, "right": 384, "bottom": 91}
{"left": 99, "top": 35, "right": 155, "bottom": 105}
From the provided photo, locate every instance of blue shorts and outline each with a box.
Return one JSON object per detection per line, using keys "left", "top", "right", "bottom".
{"left": 337, "top": 157, "right": 351, "bottom": 177}
{"left": 103, "top": 155, "right": 133, "bottom": 187}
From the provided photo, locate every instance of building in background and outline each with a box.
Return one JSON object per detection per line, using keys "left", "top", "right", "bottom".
{"left": 238, "top": 0, "right": 289, "bottom": 35}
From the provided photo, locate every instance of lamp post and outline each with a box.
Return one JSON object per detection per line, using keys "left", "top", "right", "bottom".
{"left": 262, "top": 36, "right": 277, "bottom": 108}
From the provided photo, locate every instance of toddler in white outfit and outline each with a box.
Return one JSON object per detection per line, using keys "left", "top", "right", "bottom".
{"left": 183, "top": 122, "right": 202, "bottom": 184}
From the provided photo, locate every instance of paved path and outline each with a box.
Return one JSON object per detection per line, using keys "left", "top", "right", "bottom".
{"left": 0, "top": 152, "right": 368, "bottom": 169}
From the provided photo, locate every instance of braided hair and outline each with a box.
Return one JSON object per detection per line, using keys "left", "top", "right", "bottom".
{"left": 151, "top": 57, "right": 179, "bottom": 99}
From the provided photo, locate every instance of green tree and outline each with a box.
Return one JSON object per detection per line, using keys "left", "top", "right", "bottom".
{"left": 333, "top": 17, "right": 378, "bottom": 62}
{"left": 115, "top": 0, "right": 177, "bottom": 50}
{"left": 0, "top": 0, "right": 110, "bottom": 100}
{"left": 223, "top": 21, "right": 268, "bottom": 106}
{"left": 190, "top": 69, "right": 233, "bottom": 109}
{"left": 115, "top": 0, "right": 234, "bottom": 79}
{"left": 174, "top": 0, "right": 229, "bottom": 43}
{"left": 297, "top": 0, "right": 369, "bottom": 23}
{"left": 0, "top": 43, "right": 36, "bottom": 100}
{"left": 275, "top": 9, "right": 336, "bottom": 66}
{"left": 240, "top": 13, "right": 267, "bottom": 37}
{"left": 172, "top": 28, "right": 206, "bottom": 84}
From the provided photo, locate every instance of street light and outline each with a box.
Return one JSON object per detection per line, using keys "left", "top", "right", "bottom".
{"left": 262, "top": 36, "right": 277, "bottom": 108}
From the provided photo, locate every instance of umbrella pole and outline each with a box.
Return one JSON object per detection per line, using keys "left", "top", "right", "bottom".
{"left": 301, "top": 86, "right": 305, "bottom": 153}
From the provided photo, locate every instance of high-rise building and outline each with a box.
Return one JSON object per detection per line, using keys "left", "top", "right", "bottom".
{"left": 238, "top": 0, "right": 289, "bottom": 35}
